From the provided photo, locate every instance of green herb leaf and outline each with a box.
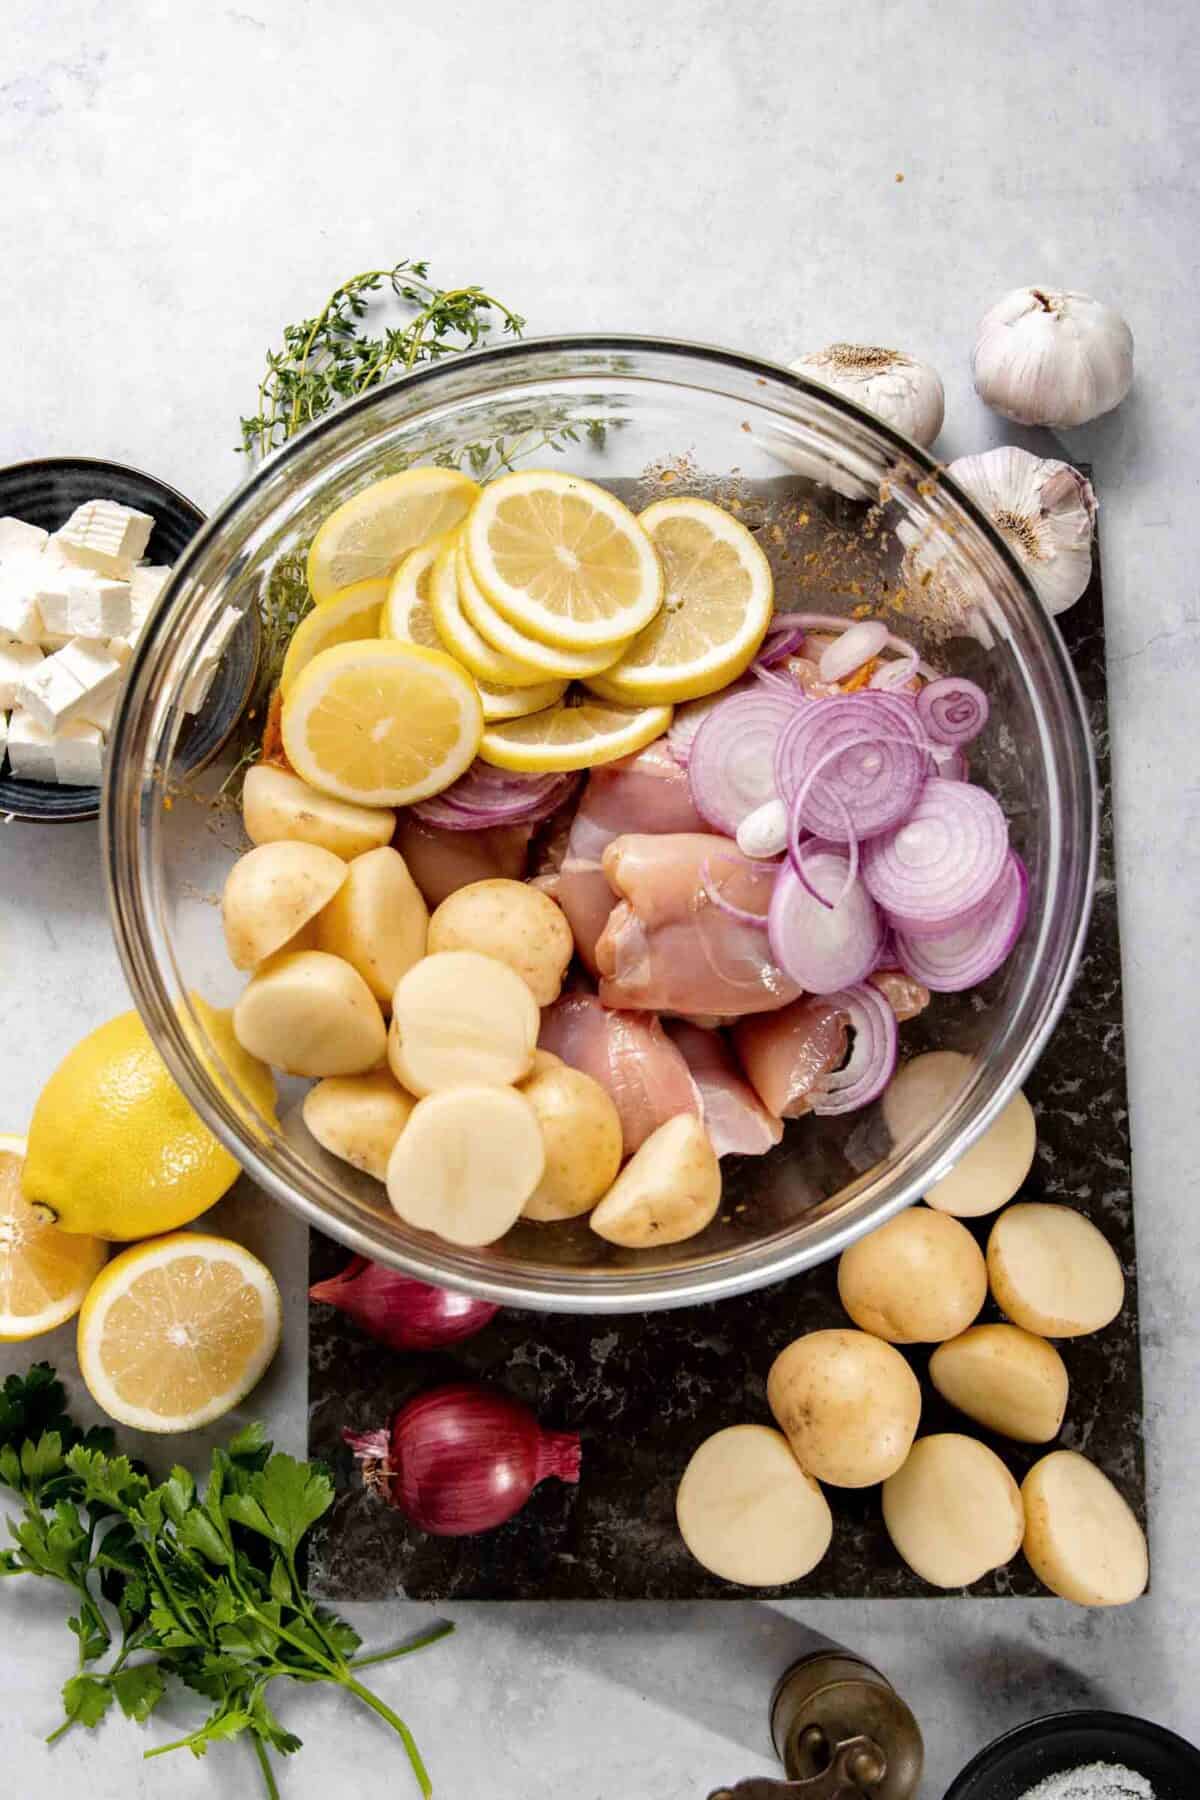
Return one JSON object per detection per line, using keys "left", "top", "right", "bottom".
{"left": 61, "top": 1673, "right": 113, "bottom": 1731}
{"left": 112, "top": 1662, "right": 167, "bottom": 1722}
{"left": 243, "top": 1455, "right": 334, "bottom": 1557}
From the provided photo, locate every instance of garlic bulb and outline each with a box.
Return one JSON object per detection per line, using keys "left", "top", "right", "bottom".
{"left": 790, "top": 344, "right": 945, "bottom": 447}
{"left": 972, "top": 288, "right": 1133, "bottom": 428}
{"left": 948, "top": 447, "right": 1097, "bottom": 614}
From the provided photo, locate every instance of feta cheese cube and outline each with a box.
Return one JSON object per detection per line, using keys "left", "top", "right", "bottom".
{"left": 6, "top": 710, "right": 57, "bottom": 781}
{"left": 55, "top": 500, "right": 154, "bottom": 580}
{"left": 0, "top": 517, "right": 49, "bottom": 564}
{"left": 0, "top": 641, "right": 43, "bottom": 708}
{"left": 54, "top": 637, "right": 123, "bottom": 712}
{"left": 31, "top": 549, "right": 75, "bottom": 637}
{"left": 19, "top": 655, "right": 87, "bottom": 730}
{"left": 130, "top": 563, "right": 170, "bottom": 617}
{"left": 78, "top": 687, "right": 118, "bottom": 733}
{"left": 65, "top": 569, "right": 132, "bottom": 639}
{"left": 181, "top": 605, "right": 242, "bottom": 713}
{"left": 107, "top": 637, "right": 133, "bottom": 665}
{"left": 0, "top": 570, "right": 44, "bottom": 644}
{"left": 54, "top": 719, "right": 105, "bottom": 787}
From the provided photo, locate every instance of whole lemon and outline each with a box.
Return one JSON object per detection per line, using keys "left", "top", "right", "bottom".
{"left": 22, "top": 998, "right": 276, "bottom": 1240}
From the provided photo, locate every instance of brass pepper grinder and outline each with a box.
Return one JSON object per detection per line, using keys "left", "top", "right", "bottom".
{"left": 708, "top": 1650, "right": 923, "bottom": 1800}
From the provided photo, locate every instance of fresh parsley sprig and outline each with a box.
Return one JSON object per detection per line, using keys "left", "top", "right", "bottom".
{"left": 0, "top": 1366, "right": 451, "bottom": 1798}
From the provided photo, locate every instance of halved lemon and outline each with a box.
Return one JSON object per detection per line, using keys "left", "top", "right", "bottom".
{"left": 465, "top": 469, "right": 664, "bottom": 650}
{"left": 307, "top": 467, "right": 479, "bottom": 602}
{"left": 456, "top": 543, "right": 628, "bottom": 679}
{"left": 428, "top": 542, "right": 552, "bottom": 687}
{"left": 587, "top": 497, "right": 775, "bottom": 704}
{"left": 282, "top": 639, "right": 482, "bottom": 806}
{"left": 384, "top": 540, "right": 566, "bottom": 720}
{"left": 280, "top": 579, "right": 386, "bottom": 697}
{"left": 77, "top": 1232, "right": 281, "bottom": 1433}
{"left": 478, "top": 694, "right": 672, "bottom": 773}
{"left": 0, "top": 1135, "right": 105, "bottom": 1341}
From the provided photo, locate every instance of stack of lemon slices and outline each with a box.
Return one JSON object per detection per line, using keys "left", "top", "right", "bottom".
{"left": 279, "top": 464, "right": 774, "bottom": 803}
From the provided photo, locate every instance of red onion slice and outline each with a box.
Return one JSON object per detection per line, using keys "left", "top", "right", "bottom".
{"left": 810, "top": 982, "right": 898, "bottom": 1115}
{"left": 688, "top": 691, "right": 797, "bottom": 835}
{"left": 930, "top": 743, "right": 968, "bottom": 781}
{"left": 412, "top": 761, "right": 579, "bottom": 830}
{"left": 862, "top": 777, "right": 1009, "bottom": 931}
{"left": 893, "top": 852, "right": 1028, "bottom": 991}
{"left": 917, "top": 676, "right": 989, "bottom": 747}
{"left": 757, "top": 626, "right": 807, "bottom": 667}
{"left": 768, "top": 852, "right": 884, "bottom": 993}
{"left": 818, "top": 619, "right": 888, "bottom": 682}
{"left": 774, "top": 693, "right": 929, "bottom": 840}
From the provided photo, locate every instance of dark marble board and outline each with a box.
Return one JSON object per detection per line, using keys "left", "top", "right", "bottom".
{"left": 307, "top": 545, "right": 1143, "bottom": 1603}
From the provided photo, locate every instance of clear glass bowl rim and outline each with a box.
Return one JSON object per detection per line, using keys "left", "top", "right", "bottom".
{"left": 102, "top": 333, "right": 1098, "bottom": 1313}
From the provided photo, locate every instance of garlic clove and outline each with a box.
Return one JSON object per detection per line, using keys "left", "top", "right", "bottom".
{"left": 972, "top": 288, "right": 1134, "bottom": 428}
{"left": 790, "top": 343, "right": 946, "bottom": 448}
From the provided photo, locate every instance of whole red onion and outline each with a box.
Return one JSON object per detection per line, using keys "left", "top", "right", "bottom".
{"left": 309, "top": 1257, "right": 500, "bottom": 1351}
{"left": 345, "top": 1383, "right": 582, "bottom": 1536}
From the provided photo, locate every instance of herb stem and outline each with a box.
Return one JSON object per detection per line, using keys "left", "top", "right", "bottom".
{"left": 340, "top": 1672, "right": 434, "bottom": 1799}
{"left": 350, "top": 1620, "right": 455, "bottom": 1670}
{"left": 251, "top": 1733, "right": 282, "bottom": 1800}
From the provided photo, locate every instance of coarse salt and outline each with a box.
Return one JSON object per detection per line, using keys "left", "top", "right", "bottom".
{"left": 1016, "top": 1762, "right": 1156, "bottom": 1800}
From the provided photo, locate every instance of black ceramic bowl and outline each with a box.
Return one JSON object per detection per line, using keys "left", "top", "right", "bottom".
{"left": 945, "top": 1711, "right": 1200, "bottom": 1800}
{"left": 0, "top": 456, "right": 259, "bottom": 823}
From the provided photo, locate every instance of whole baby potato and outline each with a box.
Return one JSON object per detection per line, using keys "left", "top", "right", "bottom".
{"left": 767, "top": 1329, "right": 921, "bottom": 1487}
{"left": 987, "top": 1203, "right": 1125, "bottom": 1337}
{"left": 302, "top": 1068, "right": 415, "bottom": 1182}
{"left": 222, "top": 840, "right": 347, "bottom": 971}
{"left": 1022, "top": 1450, "right": 1148, "bottom": 1605}
{"left": 519, "top": 1053, "right": 624, "bottom": 1221}
{"left": 929, "top": 1323, "right": 1069, "bottom": 1444}
{"left": 233, "top": 951, "right": 387, "bottom": 1078}
{"left": 427, "top": 878, "right": 573, "bottom": 1006}
{"left": 316, "top": 846, "right": 428, "bottom": 1005}
{"left": 882, "top": 1434, "right": 1024, "bottom": 1588}
{"left": 243, "top": 765, "right": 394, "bottom": 860}
{"left": 837, "top": 1207, "right": 987, "bottom": 1344}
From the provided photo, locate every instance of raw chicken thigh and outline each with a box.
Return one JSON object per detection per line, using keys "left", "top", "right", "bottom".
{"left": 595, "top": 834, "right": 801, "bottom": 1018}
{"left": 538, "top": 991, "right": 701, "bottom": 1155}
{"left": 733, "top": 998, "right": 849, "bottom": 1117}
{"left": 666, "top": 1021, "right": 783, "bottom": 1157}
{"left": 394, "top": 815, "right": 534, "bottom": 908}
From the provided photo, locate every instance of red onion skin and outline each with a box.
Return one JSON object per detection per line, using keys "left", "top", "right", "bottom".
{"left": 346, "top": 1384, "right": 582, "bottom": 1537}
{"left": 310, "top": 1257, "right": 500, "bottom": 1351}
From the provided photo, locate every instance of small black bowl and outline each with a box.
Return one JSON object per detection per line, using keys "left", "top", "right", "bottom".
{"left": 945, "top": 1710, "right": 1200, "bottom": 1800}
{"left": 0, "top": 455, "right": 259, "bottom": 823}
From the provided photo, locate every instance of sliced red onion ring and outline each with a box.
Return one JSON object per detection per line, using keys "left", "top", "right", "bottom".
{"left": 917, "top": 676, "right": 989, "bottom": 747}
{"left": 688, "top": 690, "right": 798, "bottom": 835}
{"left": 893, "top": 851, "right": 1028, "bottom": 991}
{"left": 930, "top": 743, "right": 968, "bottom": 781}
{"left": 774, "top": 693, "right": 929, "bottom": 840}
{"left": 757, "top": 626, "right": 807, "bottom": 667}
{"left": 862, "top": 777, "right": 1009, "bottom": 931}
{"left": 411, "top": 762, "right": 579, "bottom": 831}
{"left": 768, "top": 852, "right": 883, "bottom": 993}
{"left": 819, "top": 619, "right": 888, "bottom": 682}
{"left": 869, "top": 645, "right": 921, "bottom": 691}
{"left": 810, "top": 982, "right": 898, "bottom": 1115}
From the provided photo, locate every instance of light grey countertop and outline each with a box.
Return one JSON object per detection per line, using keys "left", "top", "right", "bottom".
{"left": 2, "top": 2, "right": 1199, "bottom": 1794}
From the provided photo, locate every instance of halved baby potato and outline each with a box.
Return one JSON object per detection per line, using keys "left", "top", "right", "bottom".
{"left": 676, "top": 1424, "right": 833, "bottom": 1587}
{"left": 243, "top": 764, "right": 395, "bottom": 860}
{"left": 1022, "top": 1450, "right": 1148, "bottom": 1605}
{"left": 882, "top": 1434, "right": 1024, "bottom": 1589}
{"left": 385, "top": 1083, "right": 544, "bottom": 1245}
{"left": 929, "top": 1323, "right": 1069, "bottom": 1444}
{"left": 883, "top": 1051, "right": 1036, "bottom": 1217}
{"left": 589, "top": 1114, "right": 720, "bottom": 1248}
{"left": 987, "top": 1203, "right": 1125, "bottom": 1337}
{"left": 233, "top": 950, "right": 387, "bottom": 1077}
{"left": 316, "top": 846, "right": 429, "bottom": 1006}
{"left": 388, "top": 949, "right": 539, "bottom": 1094}
{"left": 302, "top": 1068, "right": 416, "bottom": 1182}
{"left": 222, "top": 841, "right": 347, "bottom": 971}
{"left": 519, "top": 1054, "right": 623, "bottom": 1222}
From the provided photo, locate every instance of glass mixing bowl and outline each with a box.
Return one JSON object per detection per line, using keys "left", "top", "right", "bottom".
{"left": 102, "top": 337, "right": 1096, "bottom": 1312}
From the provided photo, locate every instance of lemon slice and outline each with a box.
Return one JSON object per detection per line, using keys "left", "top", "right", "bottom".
{"left": 428, "top": 542, "right": 552, "bottom": 687}
{"left": 476, "top": 678, "right": 567, "bottom": 722}
{"left": 0, "top": 1136, "right": 105, "bottom": 1341}
{"left": 307, "top": 467, "right": 479, "bottom": 602}
{"left": 587, "top": 496, "right": 775, "bottom": 704}
{"left": 478, "top": 694, "right": 672, "bottom": 773}
{"left": 383, "top": 539, "right": 566, "bottom": 720}
{"left": 466, "top": 469, "right": 664, "bottom": 650}
{"left": 282, "top": 639, "right": 482, "bottom": 806}
{"left": 456, "top": 543, "right": 628, "bottom": 679}
{"left": 77, "top": 1232, "right": 281, "bottom": 1432}
{"left": 280, "top": 579, "right": 386, "bottom": 697}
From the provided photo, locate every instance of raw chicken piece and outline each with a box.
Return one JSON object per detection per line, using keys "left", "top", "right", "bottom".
{"left": 596, "top": 833, "right": 802, "bottom": 1018}
{"left": 667, "top": 1021, "right": 783, "bottom": 1158}
{"left": 558, "top": 742, "right": 706, "bottom": 974}
{"left": 538, "top": 991, "right": 701, "bottom": 1155}
{"left": 869, "top": 969, "right": 931, "bottom": 1022}
{"left": 527, "top": 798, "right": 577, "bottom": 901}
{"left": 394, "top": 815, "right": 534, "bottom": 909}
{"left": 733, "top": 997, "right": 849, "bottom": 1117}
